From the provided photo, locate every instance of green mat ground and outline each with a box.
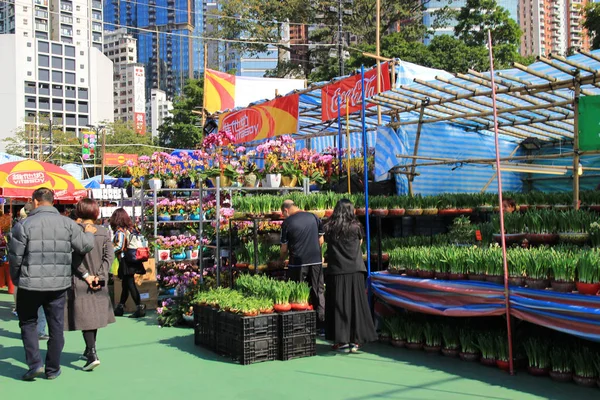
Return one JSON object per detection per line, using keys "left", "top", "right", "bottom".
{"left": 0, "top": 291, "right": 597, "bottom": 400}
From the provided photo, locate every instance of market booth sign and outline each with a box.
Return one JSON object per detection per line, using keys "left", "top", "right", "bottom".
{"left": 578, "top": 95, "right": 600, "bottom": 151}
{"left": 105, "top": 153, "right": 138, "bottom": 167}
{"left": 218, "top": 94, "right": 300, "bottom": 144}
{"left": 0, "top": 159, "right": 87, "bottom": 200}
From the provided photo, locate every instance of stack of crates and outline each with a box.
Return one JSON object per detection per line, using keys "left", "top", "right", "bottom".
{"left": 278, "top": 310, "right": 317, "bottom": 361}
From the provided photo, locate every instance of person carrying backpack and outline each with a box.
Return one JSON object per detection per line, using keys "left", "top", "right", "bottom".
{"left": 109, "top": 208, "right": 148, "bottom": 318}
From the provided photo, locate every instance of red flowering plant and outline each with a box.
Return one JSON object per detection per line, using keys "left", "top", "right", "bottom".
{"left": 255, "top": 135, "right": 296, "bottom": 178}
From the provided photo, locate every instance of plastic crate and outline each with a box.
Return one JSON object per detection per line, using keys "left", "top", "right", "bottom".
{"left": 193, "top": 305, "right": 218, "bottom": 349}
{"left": 217, "top": 335, "right": 278, "bottom": 365}
{"left": 279, "top": 311, "right": 317, "bottom": 338}
{"left": 279, "top": 334, "right": 316, "bottom": 361}
{"left": 218, "top": 312, "right": 278, "bottom": 341}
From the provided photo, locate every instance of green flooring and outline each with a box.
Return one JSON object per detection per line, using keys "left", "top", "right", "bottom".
{"left": 0, "top": 291, "right": 597, "bottom": 400}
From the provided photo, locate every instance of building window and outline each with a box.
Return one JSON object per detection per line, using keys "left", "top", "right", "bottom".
{"left": 23, "top": 19, "right": 28, "bottom": 25}
{"left": 25, "top": 97, "right": 36, "bottom": 108}
{"left": 23, "top": 6, "right": 28, "bottom": 11}
{"left": 65, "top": 86, "right": 76, "bottom": 98}
{"left": 27, "top": 42, "right": 32, "bottom": 48}
{"left": 27, "top": 71, "right": 32, "bottom": 76}
{"left": 52, "top": 71, "right": 62, "bottom": 83}
{"left": 38, "top": 83, "right": 50, "bottom": 96}
{"left": 52, "top": 85, "right": 62, "bottom": 97}
{"left": 24, "top": 32, "right": 28, "bottom": 37}
{"left": 80, "top": 51, "right": 84, "bottom": 56}
{"left": 80, "top": 78, "right": 84, "bottom": 83}
{"left": 39, "top": 97, "right": 50, "bottom": 110}
{"left": 52, "top": 56, "right": 62, "bottom": 69}
{"left": 65, "top": 59, "right": 75, "bottom": 71}
{"left": 38, "top": 41, "right": 49, "bottom": 53}
{"left": 38, "top": 68, "right": 50, "bottom": 81}
{"left": 51, "top": 43, "right": 61, "bottom": 55}
{"left": 80, "top": 64, "right": 84, "bottom": 69}
{"left": 65, "top": 72, "right": 75, "bottom": 84}
{"left": 78, "top": 88, "right": 88, "bottom": 99}
{"left": 27, "top": 56, "right": 32, "bottom": 62}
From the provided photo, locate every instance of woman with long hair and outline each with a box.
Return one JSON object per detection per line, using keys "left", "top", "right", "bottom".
{"left": 110, "top": 208, "right": 145, "bottom": 318}
{"left": 66, "top": 198, "right": 115, "bottom": 371}
{"left": 323, "top": 198, "right": 377, "bottom": 353}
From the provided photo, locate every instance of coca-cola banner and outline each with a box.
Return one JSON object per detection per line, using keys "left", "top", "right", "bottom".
{"left": 321, "top": 62, "right": 391, "bottom": 122}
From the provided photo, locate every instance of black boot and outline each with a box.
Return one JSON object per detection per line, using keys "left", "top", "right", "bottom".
{"left": 82, "top": 348, "right": 100, "bottom": 371}
{"left": 80, "top": 347, "right": 90, "bottom": 361}
{"left": 129, "top": 304, "right": 146, "bottom": 318}
{"left": 114, "top": 304, "right": 124, "bottom": 317}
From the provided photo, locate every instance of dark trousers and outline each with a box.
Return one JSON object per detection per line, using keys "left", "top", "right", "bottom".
{"left": 119, "top": 275, "right": 141, "bottom": 306}
{"left": 287, "top": 264, "right": 325, "bottom": 324}
{"left": 16, "top": 288, "right": 67, "bottom": 375}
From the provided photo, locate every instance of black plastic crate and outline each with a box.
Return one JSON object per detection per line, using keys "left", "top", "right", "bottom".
{"left": 218, "top": 312, "right": 278, "bottom": 341}
{"left": 217, "top": 335, "right": 278, "bottom": 365}
{"left": 193, "top": 305, "right": 218, "bottom": 348}
{"left": 279, "top": 311, "right": 317, "bottom": 338}
{"left": 279, "top": 334, "right": 316, "bottom": 361}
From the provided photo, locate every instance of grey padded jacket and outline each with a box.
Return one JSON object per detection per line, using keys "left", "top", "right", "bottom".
{"left": 9, "top": 206, "right": 95, "bottom": 291}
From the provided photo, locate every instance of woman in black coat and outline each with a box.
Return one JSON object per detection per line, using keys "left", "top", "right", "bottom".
{"left": 324, "top": 199, "right": 377, "bottom": 353}
{"left": 110, "top": 208, "right": 145, "bottom": 318}
{"left": 67, "top": 198, "right": 115, "bottom": 371}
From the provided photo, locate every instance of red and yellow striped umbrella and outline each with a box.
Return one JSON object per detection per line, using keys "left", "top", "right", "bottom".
{"left": 0, "top": 160, "right": 87, "bottom": 201}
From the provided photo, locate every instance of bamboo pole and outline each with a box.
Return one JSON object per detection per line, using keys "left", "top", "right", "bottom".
{"left": 201, "top": 42, "right": 208, "bottom": 133}
{"left": 407, "top": 101, "right": 427, "bottom": 196}
{"left": 481, "top": 146, "right": 520, "bottom": 192}
{"left": 573, "top": 74, "right": 581, "bottom": 209}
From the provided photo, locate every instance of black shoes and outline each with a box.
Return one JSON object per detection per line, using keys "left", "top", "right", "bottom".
{"left": 114, "top": 304, "right": 124, "bottom": 317}
{"left": 82, "top": 348, "right": 100, "bottom": 371}
{"left": 46, "top": 369, "right": 62, "bottom": 380}
{"left": 22, "top": 366, "right": 44, "bottom": 381}
{"left": 129, "top": 304, "right": 146, "bottom": 318}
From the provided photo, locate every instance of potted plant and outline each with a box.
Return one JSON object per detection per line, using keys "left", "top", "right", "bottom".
{"left": 524, "top": 210, "right": 559, "bottom": 245}
{"left": 507, "top": 248, "right": 526, "bottom": 287}
{"left": 434, "top": 247, "right": 450, "bottom": 280}
{"left": 404, "top": 320, "right": 424, "bottom": 350}
{"left": 290, "top": 282, "right": 310, "bottom": 311}
{"left": 388, "top": 196, "right": 406, "bottom": 217}
{"left": 280, "top": 161, "right": 300, "bottom": 188}
{"left": 273, "top": 282, "right": 293, "bottom": 312}
{"left": 550, "top": 249, "right": 576, "bottom": 293}
{"left": 495, "top": 334, "right": 511, "bottom": 371}
{"left": 525, "top": 248, "right": 551, "bottom": 290}
{"left": 405, "top": 195, "right": 423, "bottom": 216}
{"left": 448, "top": 247, "right": 467, "bottom": 280}
{"left": 557, "top": 210, "right": 591, "bottom": 245}
{"left": 387, "top": 317, "right": 406, "bottom": 348}
{"left": 466, "top": 247, "right": 487, "bottom": 282}
{"left": 576, "top": 250, "right": 600, "bottom": 295}
{"left": 417, "top": 251, "right": 435, "bottom": 279}
{"left": 476, "top": 331, "right": 497, "bottom": 367}
{"left": 441, "top": 323, "right": 460, "bottom": 357}
{"left": 422, "top": 195, "right": 439, "bottom": 216}
{"left": 422, "top": 322, "right": 442, "bottom": 353}
{"left": 523, "top": 337, "right": 550, "bottom": 376}
{"left": 258, "top": 297, "right": 274, "bottom": 314}
{"left": 549, "top": 346, "right": 573, "bottom": 382}
{"left": 458, "top": 329, "right": 480, "bottom": 362}
{"left": 572, "top": 347, "right": 598, "bottom": 387}
{"left": 371, "top": 196, "right": 389, "bottom": 217}
{"left": 354, "top": 195, "right": 368, "bottom": 216}
{"left": 438, "top": 194, "right": 458, "bottom": 216}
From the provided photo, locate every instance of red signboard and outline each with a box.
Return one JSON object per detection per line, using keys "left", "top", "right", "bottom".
{"left": 218, "top": 94, "right": 299, "bottom": 143}
{"left": 105, "top": 153, "right": 139, "bottom": 166}
{"left": 134, "top": 112, "right": 146, "bottom": 135}
{"left": 321, "top": 62, "right": 391, "bottom": 122}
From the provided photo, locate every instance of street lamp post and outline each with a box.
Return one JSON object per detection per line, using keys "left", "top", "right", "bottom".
{"left": 86, "top": 124, "right": 105, "bottom": 183}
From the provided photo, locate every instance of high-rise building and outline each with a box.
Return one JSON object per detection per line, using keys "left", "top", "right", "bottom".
{"left": 104, "top": 28, "right": 146, "bottom": 134}
{"left": 520, "top": 0, "right": 589, "bottom": 57}
{"left": 103, "top": 0, "right": 205, "bottom": 99}
{"left": 0, "top": 0, "right": 113, "bottom": 151}
{"left": 146, "top": 88, "right": 172, "bottom": 138}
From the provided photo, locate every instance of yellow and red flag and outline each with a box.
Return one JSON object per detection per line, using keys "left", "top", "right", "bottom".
{"left": 205, "top": 69, "right": 236, "bottom": 113}
{"left": 218, "top": 94, "right": 299, "bottom": 144}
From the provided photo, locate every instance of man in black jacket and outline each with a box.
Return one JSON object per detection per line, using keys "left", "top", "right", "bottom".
{"left": 9, "top": 188, "right": 95, "bottom": 381}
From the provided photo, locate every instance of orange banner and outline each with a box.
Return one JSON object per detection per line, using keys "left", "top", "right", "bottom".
{"left": 105, "top": 153, "right": 139, "bottom": 166}
{"left": 218, "top": 94, "right": 299, "bottom": 144}
{"left": 205, "top": 69, "right": 236, "bottom": 114}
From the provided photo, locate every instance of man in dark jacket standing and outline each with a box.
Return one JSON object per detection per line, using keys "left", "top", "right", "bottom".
{"left": 9, "top": 188, "right": 95, "bottom": 381}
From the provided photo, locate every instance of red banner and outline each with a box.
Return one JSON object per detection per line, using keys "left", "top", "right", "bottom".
{"left": 218, "top": 94, "right": 299, "bottom": 143}
{"left": 105, "top": 153, "right": 139, "bottom": 166}
{"left": 134, "top": 112, "right": 146, "bottom": 135}
{"left": 321, "top": 62, "right": 391, "bottom": 122}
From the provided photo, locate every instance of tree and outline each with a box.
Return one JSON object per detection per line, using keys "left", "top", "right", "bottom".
{"left": 104, "top": 121, "right": 156, "bottom": 156}
{"left": 157, "top": 78, "right": 204, "bottom": 149}
{"left": 3, "top": 122, "right": 81, "bottom": 164}
{"left": 454, "top": 0, "right": 521, "bottom": 68}
{"left": 584, "top": 2, "right": 600, "bottom": 50}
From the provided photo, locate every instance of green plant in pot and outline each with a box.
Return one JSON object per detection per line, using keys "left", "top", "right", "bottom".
{"left": 404, "top": 319, "right": 424, "bottom": 350}
{"left": 290, "top": 282, "right": 311, "bottom": 311}
{"left": 273, "top": 282, "right": 293, "bottom": 312}
{"left": 524, "top": 247, "right": 551, "bottom": 290}
{"left": 422, "top": 322, "right": 442, "bottom": 353}
{"left": 507, "top": 248, "right": 526, "bottom": 287}
{"left": 459, "top": 328, "right": 480, "bottom": 361}
{"left": 549, "top": 248, "right": 576, "bottom": 293}
{"left": 523, "top": 337, "right": 550, "bottom": 376}
{"left": 484, "top": 247, "right": 504, "bottom": 284}
{"left": 549, "top": 346, "right": 573, "bottom": 382}
{"left": 557, "top": 210, "right": 591, "bottom": 245}
{"left": 370, "top": 196, "right": 390, "bottom": 217}
{"left": 441, "top": 323, "right": 460, "bottom": 357}
{"left": 572, "top": 347, "right": 598, "bottom": 387}
{"left": 386, "top": 316, "right": 407, "bottom": 347}
{"left": 421, "top": 195, "right": 439, "bottom": 215}
{"left": 495, "top": 334, "right": 511, "bottom": 371}
{"left": 576, "top": 249, "right": 600, "bottom": 295}
{"left": 405, "top": 195, "right": 423, "bottom": 216}
{"left": 475, "top": 331, "right": 497, "bottom": 366}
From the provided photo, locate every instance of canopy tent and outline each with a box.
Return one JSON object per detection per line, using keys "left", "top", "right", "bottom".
{"left": 0, "top": 159, "right": 87, "bottom": 201}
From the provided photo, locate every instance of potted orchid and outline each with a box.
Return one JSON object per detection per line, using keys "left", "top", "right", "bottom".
{"left": 256, "top": 135, "right": 296, "bottom": 188}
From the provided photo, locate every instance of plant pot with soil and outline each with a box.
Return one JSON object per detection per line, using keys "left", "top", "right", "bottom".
{"left": 475, "top": 331, "right": 497, "bottom": 367}
{"left": 576, "top": 250, "right": 600, "bottom": 295}
{"left": 388, "top": 208, "right": 406, "bottom": 217}
{"left": 572, "top": 347, "right": 598, "bottom": 387}
{"left": 423, "top": 322, "right": 442, "bottom": 354}
{"left": 458, "top": 329, "right": 479, "bottom": 362}
{"left": 404, "top": 321, "right": 423, "bottom": 350}
{"left": 523, "top": 337, "right": 551, "bottom": 377}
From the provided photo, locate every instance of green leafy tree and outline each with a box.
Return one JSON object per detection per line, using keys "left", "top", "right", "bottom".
{"left": 104, "top": 121, "right": 156, "bottom": 156}
{"left": 157, "top": 78, "right": 203, "bottom": 149}
{"left": 454, "top": 0, "right": 521, "bottom": 68}
{"left": 584, "top": 2, "right": 600, "bottom": 50}
{"left": 3, "top": 121, "right": 80, "bottom": 164}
